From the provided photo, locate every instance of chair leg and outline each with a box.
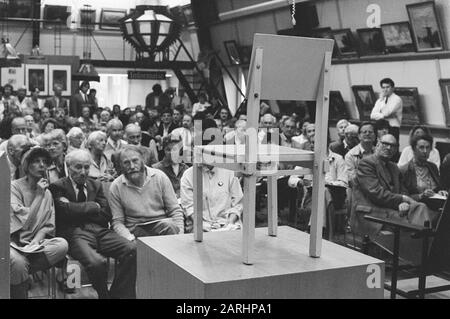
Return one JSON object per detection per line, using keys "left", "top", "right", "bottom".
{"left": 50, "top": 267, "right": 57, "bottom": 299}
{"left": 418, "top": 235, "right": 430, "bottom": 299}
{"left": 390, "top": 229, "right": 401, "bottom": 299}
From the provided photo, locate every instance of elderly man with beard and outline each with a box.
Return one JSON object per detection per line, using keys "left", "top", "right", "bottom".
{"left": 49, "top": 149, "right": 136, "bottom": 299}
{"left": 109, "top": 145, "right": 184, "bottom": 241}
{"left": 351, "top": 134, "right": 439, "bottom": 239}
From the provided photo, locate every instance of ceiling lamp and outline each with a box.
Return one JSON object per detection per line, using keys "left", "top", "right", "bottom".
{"left": 72, "top": 4, "right": 99, "bottom": 82}
{"left": 119, "top": 5, "right": 181, "bottom": 60}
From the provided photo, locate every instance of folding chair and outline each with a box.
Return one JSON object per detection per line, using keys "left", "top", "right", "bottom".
{"left": 364, "top": 198, "right": 450, "bottom": 299}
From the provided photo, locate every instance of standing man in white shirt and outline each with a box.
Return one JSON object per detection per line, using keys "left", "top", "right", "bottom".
{"left": 370, "top": 78, "right": 403, "bottom": 141}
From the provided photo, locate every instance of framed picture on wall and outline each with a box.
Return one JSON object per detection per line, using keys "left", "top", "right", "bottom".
{"left": 25, "top": 64, "right": 48, "bottom": 95}
{"left": 394, "top": 87, "right": 422, "bottom": 125}
{"left": 356, "top": 28, "right": 386, "bottom": 56}
{"left": 331, "top": 29, "right": 359, "bottom": 58}
{"left": 311, "top": 27, "right": 339, "bottom": 58}
{"left": 329, "top": 91, "right": 349, "bottom": 121}
{"left": 49, "top": 65, "right": 71, "bottom": 96}
{"left": 238, "top": 45, "right": 252, "bottom": 65}
{"left": 80, "top": 8, "right": 96, "bottom": 30}
{"left": 224, "top": 40, "right": 241, "bottom": 65}
{"left": 3, "top": 0, "right": 34, "bottom": 19}
{"left": 439, "top": 79, "right": 450, "bottom": 126}
{"left": 407, "top": 1, "right": 444, "bottom": 52}
{"left": 100, "top": 8, "right": 127, "bottom": 30}
{"left": 380, "top": 22, "right": 415, "bottom": 53}
{"left": 1, "top": 65, "right": 25, "bottom": 88}
{"left": 351, "top": 85, "right": 377, "bottom": 121}
{"left": 43, "top": 5, "right": 72, "bottom": 29}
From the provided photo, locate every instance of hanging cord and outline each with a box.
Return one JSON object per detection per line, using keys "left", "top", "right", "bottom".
{"left": 291, "top": 0, "right": 296, "bottom": 26}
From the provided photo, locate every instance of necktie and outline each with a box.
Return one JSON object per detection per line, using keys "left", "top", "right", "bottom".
{"left": 385, "top": 96, "right": 388, "bottom": 104}
{"left": 76, "top": 184, "right": 86, "bottom": 202}
{"left": 15, "top": 167, "right": 20, "bottom": 180}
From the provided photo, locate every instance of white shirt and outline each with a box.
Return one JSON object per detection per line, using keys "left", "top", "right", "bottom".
{"left": 370, "top": 93, "right": 403, "bottom": 127}
{"left": 192, "top": 102, "right": 211, "bottom": 116}
{"left": 180, "top": 166, "right": 243, "bottom": 230}
{"left": 70, "top": 176, "right": 87, "bottom": 200}
{"left": 171, "top": 127, "right": 193, "bottom": 148}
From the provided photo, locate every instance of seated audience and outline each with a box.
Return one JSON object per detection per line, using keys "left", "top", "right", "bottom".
{"left": 6, "top": 134, "right": 31, "bottom": 180}
{"left": 116, "top": 124, "right": 158, "bottom": 171}
{"left": 45, "top": 84, "right": 68, "bottom": 115}
{"left": 41, "top": 118, "right": 58, "bottom": 135}
{"left": 42, "top": 129, "right": 68, "bottom": 183}
{"left": 66, "top": 127, "right": 86, "bottom": 153}
{"left": 292, "top": 120, "right": 310, "bottom": 147}
{"left": 108, "top": 145, "right": 185, "bottom": 241}
{"left": 300, "top": 123, "right": 315, "bottom": 151}
{"left": 224, "top": 119, "right": 247, "bottom": 145}
{"left": 350, "top": 134, "right": 439, "bottom": 239}
{"left": 172, "top": 105, "right": 184, "bottom": 128}
{"left": 329, "top": 123, "right": 359, "bottom": 157}
{"left": 180, "top": 164, "right": 244, "bottom": 232}
{"left": 400, "top": 134, "right": 447, "bottom": 210}
{"left": 215, "top": 107, "right": 231, "bottom": 132}
{"left": 10, "top": 147, "right": 68, "bottom": 299}
{"left": 104, "top": 119, "right": 127, "bottom": 163}
{"left": 192, "top": 92, "right": 211, "bottom": 117}
{"left": 153, "top": 136, "right": 188, "bottom": 198}
{"left": 335, "top": 119, "right": 349, "bottom": 142}
{"left": 49, "top": 150, "right": 136, "bottom": 299}
{"left": 398, "top": 125, "right": 440, "bottom": 168}
{"left": 86, "top": 131, "right": 115, "bottom": 182}
{"left": 258, "top": 113, "right": 277, "bottom": 144}
{"left": 345, "top": 122, "right": 376, "bottom": 184}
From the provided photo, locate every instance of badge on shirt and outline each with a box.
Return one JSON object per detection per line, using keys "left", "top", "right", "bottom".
{"left": 218, "top": 181, "right": 223, "bottom": 187}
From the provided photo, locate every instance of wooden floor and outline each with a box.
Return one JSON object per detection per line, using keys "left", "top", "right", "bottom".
{"left": 27, "top": 202, "right": 449, "bottom": 299}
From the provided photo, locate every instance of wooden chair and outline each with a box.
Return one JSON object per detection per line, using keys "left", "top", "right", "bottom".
{"left": 364, "top": 199, "right": 450, "bottom": 299}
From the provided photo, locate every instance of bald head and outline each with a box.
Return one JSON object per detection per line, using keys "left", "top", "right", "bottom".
{"left": 125, "top": 124, "right": 142, "bottom": 145}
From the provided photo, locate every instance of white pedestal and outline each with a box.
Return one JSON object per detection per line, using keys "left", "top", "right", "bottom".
{"left": 137, "top": 226, "right": 384, "bottom": 299}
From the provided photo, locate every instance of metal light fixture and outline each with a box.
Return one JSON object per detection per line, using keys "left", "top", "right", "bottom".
{"left": 72, "top": 4, "right": 99, "bottom": 82}
{"left": 119, "top": 5, "right": 181, "bottom": 60}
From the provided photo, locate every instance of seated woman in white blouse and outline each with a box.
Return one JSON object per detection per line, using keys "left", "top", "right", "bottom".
{"left": 398, "top": 125, "right": 440, "bottom": 168}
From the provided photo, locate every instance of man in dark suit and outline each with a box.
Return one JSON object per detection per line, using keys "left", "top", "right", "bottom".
{"left": 45, "top": 84, "right": 68, "bottom": 116}
{"left": 145, "top": 83, "right": 170, "bottom": 111}
{"left": 351, "top": 134, "right": 438, "bottom": 238}
{"left": 49, "top": 149, "right": 136, "bottom": 299}
{"left": 70, "top": 81, "right": 91, "bottom": 118}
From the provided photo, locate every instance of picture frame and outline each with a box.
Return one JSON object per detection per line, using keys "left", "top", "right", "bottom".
{"left": 380, "top": 22, "right": 415, "bottom": 53}
{"left": 1, "top": 65, "right": 25, "bottom": 89}
{"left": 238, "top": 45, "right": 252, "bottom": 65}
{"left": 43, "top": 5, "right": 72, "bottom": 29}
{"left": 351, "top": 85, "right": 377, "bottom": 121}
{"left": 394, "top": 87, "right": 422, "bottom": 125}
{"left": 4, "top": 0, "right": 34, "bottom": 19}
{"left": 100, "top": 8, "right": 127, "bottom": 31}
{"left": 49, "top": 65, "right": 71, "bottom": 96}
{"left": 331, "top": 29, "right": 359, "bottom": 58}
{"left": 407, "top": 1, "right": 444, "bottom": 52}
{"left": 439, "top": 79, "right": 450, "bottom": 126}
{"left": 329, "top": 91, "right": 349, "bottom": 121}
{"left": 356, "top": 28, "right": 386, "bottom": 56}
{"left": 80, "top": 8, "right": 96, "bottom": 30}
{"left": 223, "top": 40, "right": 241, "bottom": 65}
{"left": 311, "top": 27, "right": 339, "bottom": 58}
{"left": 25, "top": 64, "right": 48, "bottom": 96}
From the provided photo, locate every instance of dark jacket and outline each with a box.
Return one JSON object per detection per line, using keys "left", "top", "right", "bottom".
{"left": 156, "top": 122, "right": 178, "bottom": 137}
{"left": 70, "top": 92, "right": 91, "bottom": 118}
{"left": 329, "top": 140, "right": 350, "bottom": 158}
{"left": 49, "top": 177, "right": 111, "bottom": 239}
{"left": 440, "top": 153, "right": 450, "bottom": 191}
{"left": 44, "top": 96, "right": 68, "bottom": 112}
{"left": 399, "top": 160, "right": 441, "bottom": 201}
{"left": 351, "top": 154, "right": 406, "bottom": 236}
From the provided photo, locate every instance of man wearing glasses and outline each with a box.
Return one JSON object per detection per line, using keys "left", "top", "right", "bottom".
{"left": 350, "top": 134, "right": 438, "bottom": 239}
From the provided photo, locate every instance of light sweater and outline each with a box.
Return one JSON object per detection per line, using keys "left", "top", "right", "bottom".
{"left": 109, "top": 166, "right": 184, "bottom": 240}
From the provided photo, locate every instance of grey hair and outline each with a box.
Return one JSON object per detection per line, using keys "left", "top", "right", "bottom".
{"left": 67, "top": 127, "right": 85, "bottom": 139}
{"left": 86, "top": 130, "right": 107, "bottom": 149}
{"left": 124, "top": 123, "right": 141, "bottom": 135}
{"left": 65, "top": 149, "right": 92, "bottom": 166}
{"left": 106, "top": 119, "right": 123, "bottom": 132}
{"left": 344, "top": 124, "right": 359, "bottom": 134}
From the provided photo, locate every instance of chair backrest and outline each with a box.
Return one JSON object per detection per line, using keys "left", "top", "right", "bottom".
{"left": 428, "top": 197, "right": 450, "bottom": 272}
{"left": 248, "top": 34, "right": 334, "bottom": 101}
